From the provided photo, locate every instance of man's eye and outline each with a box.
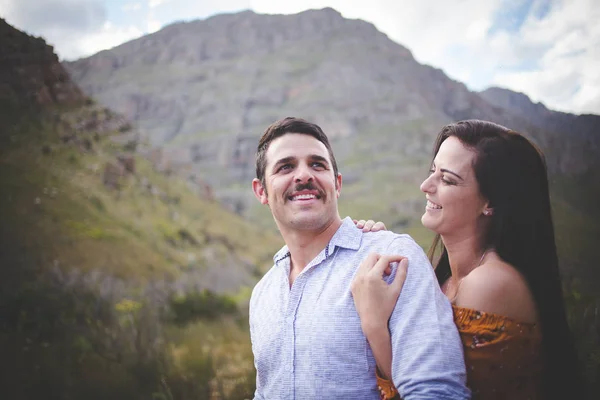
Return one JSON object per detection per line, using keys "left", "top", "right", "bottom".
{"left": 278, "top": 164, "right": 292, "bottom": 172}
{"left": 312, "top": 162, "right": 325, "bottom": 169}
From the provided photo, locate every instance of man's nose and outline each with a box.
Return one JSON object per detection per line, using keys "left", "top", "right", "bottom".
{"left": 295, "top": 163, "right": 314, "bottom": 183}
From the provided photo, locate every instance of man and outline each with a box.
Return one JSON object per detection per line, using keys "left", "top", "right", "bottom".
{"left": 250, "top": 117, "right": 469, "bottom": 399}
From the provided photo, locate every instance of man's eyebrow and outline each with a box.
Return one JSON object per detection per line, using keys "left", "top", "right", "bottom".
{"left": 272, "top": 156, "right": 296, "bottom": 170}
{"left": 440, "top": 168, "right": 464, "bottom": 180}
{"left": 310, "top": 155, "right": 329, "bottom": 164}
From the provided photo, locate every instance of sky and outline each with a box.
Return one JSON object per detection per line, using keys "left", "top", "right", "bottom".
{"left": 1, "top": 0, "right": 598, "bottom": 115}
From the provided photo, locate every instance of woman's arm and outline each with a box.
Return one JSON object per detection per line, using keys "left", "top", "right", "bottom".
{"left": 351, "top": 253, "right": 408, "bottom": 379}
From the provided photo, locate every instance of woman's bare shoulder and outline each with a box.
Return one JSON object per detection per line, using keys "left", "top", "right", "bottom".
{"left": 456, "top": 257, "right": 537, "bottom": 323}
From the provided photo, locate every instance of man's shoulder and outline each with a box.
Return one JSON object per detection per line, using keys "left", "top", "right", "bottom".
{"left": 251, "top": 262, "right": 280, "bottom": 297}
{"left": 359, "top": 230, "right": 431, "bottom": 273}
{"left": 361, "top": 230, "right": 422, "bottom": 252}
{"left": 250, "top": 244, "right": 288, "bottom": 305}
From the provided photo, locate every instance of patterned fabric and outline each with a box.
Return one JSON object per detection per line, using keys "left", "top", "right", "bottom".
{"left": 377, "top": 368, "right": 402, "bottom": 399}
{"left": 455, "top": 305, "right": 543, "bottom": 399}
{"left": 249, "top": 217, "right": 470, "bottom": 400}
{"left": 377, "top": 305, "right": 544, "bottom": 400}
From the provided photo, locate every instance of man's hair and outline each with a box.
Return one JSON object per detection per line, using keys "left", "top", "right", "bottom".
{"left": 255, "top": 117, "right": 339, "bottom": 190}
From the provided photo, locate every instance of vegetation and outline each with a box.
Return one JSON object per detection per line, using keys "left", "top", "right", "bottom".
{"left": 0, "top": 103, "right": 279, "bottom": 399}
{"left": 1, "top": 101, "right": 598, "bottom": 399}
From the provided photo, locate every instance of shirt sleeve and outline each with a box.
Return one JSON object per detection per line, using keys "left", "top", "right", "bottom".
{"left": 249, "top": 281, "right": 262, "bottom": 400}
{"left": 385, "top": 236, "right": 471, "bottom": 400}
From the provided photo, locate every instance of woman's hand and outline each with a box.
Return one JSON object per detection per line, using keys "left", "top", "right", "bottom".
{"left": 353, "top": 219, "right": 387, "bottom": 232}
{"left": 351, "top": 253, "right": 408, "bottom": 335}
{"left": 351, "top": 253, "right": 408, "bottom": 380}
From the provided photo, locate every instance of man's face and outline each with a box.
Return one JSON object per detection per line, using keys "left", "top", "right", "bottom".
{"left": 253, "top": 133, "right": 342, "bottom": 232}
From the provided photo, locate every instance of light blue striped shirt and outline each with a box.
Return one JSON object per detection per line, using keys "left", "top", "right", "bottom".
{"left": 249, "top": 217, "right": 470, "bottom": 399}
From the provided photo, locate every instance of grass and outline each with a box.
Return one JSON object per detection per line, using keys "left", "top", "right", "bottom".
{"left": 0, "top": 102, "right": 284, "bottom": 399}
{"left": 0, "top": 104, "right": 281, "bottom": 283}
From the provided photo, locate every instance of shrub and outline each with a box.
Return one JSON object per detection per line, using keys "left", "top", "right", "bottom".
{"left": 168, "top": 290, "right": 238, "bottom": 325}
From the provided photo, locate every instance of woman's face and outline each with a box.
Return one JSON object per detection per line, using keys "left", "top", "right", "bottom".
{"left": 420, "top": 136, "right": 489, "bottom": 238}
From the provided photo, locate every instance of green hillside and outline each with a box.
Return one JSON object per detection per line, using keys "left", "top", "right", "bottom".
{"left": 0, "top": 101, "right": 282, "bottom": 399}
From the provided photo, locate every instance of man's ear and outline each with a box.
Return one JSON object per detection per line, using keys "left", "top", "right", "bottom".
{"left": 335, "top": 173, "right": 342, "bottom": 198}
{"left": 252, "top": 178, "right": 268, "bottom": 205}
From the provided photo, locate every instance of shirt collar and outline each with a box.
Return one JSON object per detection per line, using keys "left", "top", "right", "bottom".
{"left": 272, "top": 216, "right": 362, "bottom": 266}
{"left": 327, "top": 216, "right": 362, "bottom": 253}
{"left": 273, "top": 245, "right": 291, "bottom": 265}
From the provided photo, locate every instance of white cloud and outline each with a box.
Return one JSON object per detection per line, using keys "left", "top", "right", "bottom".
{"left": 490, "top": 0, "right": 600, "bottom": 114}
{"left": 142, "top": 0, "right": 251, "bottom": 35}
{"left": 123, "top": 3, "right": 142, "bottom": 11}
{"left": 0, "top": 0, "right": 141, "bottom": 60}
{"left": 146, "top": 17, "right": 161, "bottom": 33}
{"left": 148, "top": 0, "right": 168, "bottom": 8}
{"left": 62, "top": 21, "right": 144, "bottom": 59}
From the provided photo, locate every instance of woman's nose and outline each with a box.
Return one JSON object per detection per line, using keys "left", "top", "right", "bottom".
{"left": 420, "top": 173, "right": 435, "bottom": 193}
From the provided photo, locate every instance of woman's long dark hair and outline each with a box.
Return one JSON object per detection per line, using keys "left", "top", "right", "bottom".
{"left": 428, "top": 120, "right": 583, "bottom": 399}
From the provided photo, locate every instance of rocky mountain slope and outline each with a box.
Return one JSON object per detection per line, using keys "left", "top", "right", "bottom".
{"left": 0, "top": 17, "right": 85, "bottom": 110}
{"left": 65, "top": 8, "right": 599, "bottom": 222}
{"left": 1, "top": 15, "right": 280, "bottom": 292}
{"left": 64, "top": 8, "right": 599, "bottom": 282}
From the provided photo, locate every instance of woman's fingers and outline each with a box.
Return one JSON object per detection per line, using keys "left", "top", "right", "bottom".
{"left": 391, "top": 258, "right": 409, "bottom": 297}
{"left": 372, "top": 221, "right": 387, "bottom": 231}
{"left": 362, "top": 220, "right": 387, "bottom": 232}
{"left": 357, "top": 252, "right": 381, "bottom": 275}
{"left": 353, "top": 219, "right": 387, "bottom": 232}
{"left": 371, "top": 254, "right": 406, "bottom": 276}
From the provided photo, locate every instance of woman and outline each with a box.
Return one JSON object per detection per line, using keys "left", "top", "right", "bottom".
{"left": 352, "top": 120, "right": 582, "bottom": 399}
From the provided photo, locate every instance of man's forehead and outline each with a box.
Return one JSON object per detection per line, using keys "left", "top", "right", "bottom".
{"left": 266, "top": 133, "right": 329, "bottom": 160}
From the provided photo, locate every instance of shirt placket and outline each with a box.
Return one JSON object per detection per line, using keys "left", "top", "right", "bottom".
{"left": 285, "top": 269, "right": 309, "bottom": 399}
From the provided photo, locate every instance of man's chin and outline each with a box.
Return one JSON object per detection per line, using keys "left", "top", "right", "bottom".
{"left": 289, "top": 215, "right": 327, "bottom": 230}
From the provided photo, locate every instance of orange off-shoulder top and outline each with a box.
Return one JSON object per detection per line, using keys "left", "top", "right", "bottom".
{"left": 377, "top": 305, "right": 544, "bottom": 400}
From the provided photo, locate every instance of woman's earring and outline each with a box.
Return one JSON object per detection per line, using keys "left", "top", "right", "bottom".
{"left": 484, "top": 209, "right": 493, "bottom": 216}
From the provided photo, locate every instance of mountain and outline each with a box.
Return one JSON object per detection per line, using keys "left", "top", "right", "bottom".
{"left": 64, "top": 8, "right": 599, "bottom": 216}
{"left": 0, "top": 17, "right": 85, "bottom": 111}
{"left": 0, "top": 16, "right": 281, "bottom": 292}
{"left": 64, "top": 8, "right": 599, "bottom": 274}
{"left": 0, "top": 17, "right": 281, "bottom": 399}
{"left": 480, "top": 86, "right": 599, "bottom": 174}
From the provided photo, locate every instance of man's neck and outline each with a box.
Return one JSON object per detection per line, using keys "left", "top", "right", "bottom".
{"left": 281, "top": 217, "right": 343, "bottom": 284}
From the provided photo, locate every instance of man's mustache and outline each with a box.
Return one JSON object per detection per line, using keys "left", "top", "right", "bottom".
{"left": 285, "top": 182, "right": 325, "bottom": 199}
